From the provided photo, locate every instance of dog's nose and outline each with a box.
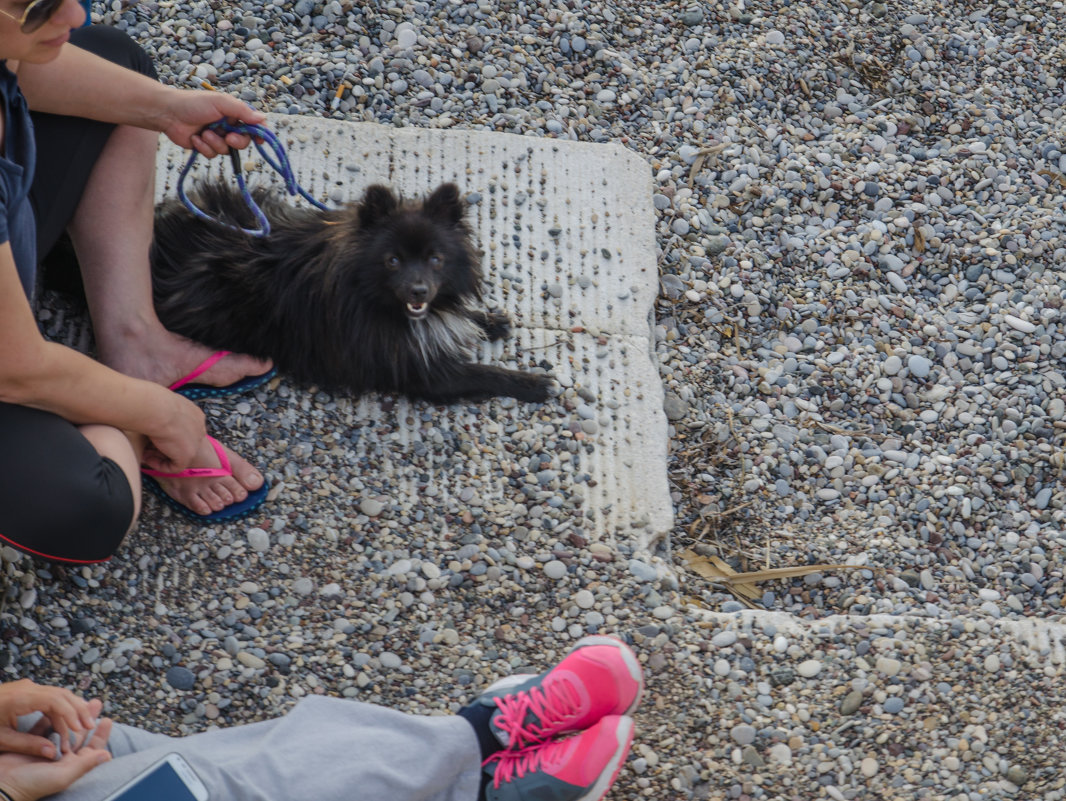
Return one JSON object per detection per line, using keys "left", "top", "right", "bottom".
{"left": 410, "top": 283, "right": 429, "bottom": 302}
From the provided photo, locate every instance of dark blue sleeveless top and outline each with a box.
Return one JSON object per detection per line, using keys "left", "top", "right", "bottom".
{"left": 0, "top": 61, "right": 37, "bottom": 299}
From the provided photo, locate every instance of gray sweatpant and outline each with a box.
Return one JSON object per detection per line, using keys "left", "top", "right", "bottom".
{"left": 52, "top": 696, "right": 482, "bottom": 801}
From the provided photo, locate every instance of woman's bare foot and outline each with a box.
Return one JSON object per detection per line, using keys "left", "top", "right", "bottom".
{"left": 152, "top": 437, "right": 264, "bottom": 517}
{"left": 97, "top": 324, "right": 272, "bottom": 390}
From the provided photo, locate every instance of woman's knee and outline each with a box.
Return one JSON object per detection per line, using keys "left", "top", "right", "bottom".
{"left": 69, "top": 26, "right": 158, "bottom": 80}
{"left": 0, "top": 460, "right": 136, "bottom": 563}
{"left": 0, "top": 409, "right": 138, "bottom": 564}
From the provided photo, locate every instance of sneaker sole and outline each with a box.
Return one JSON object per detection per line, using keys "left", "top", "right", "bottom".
{"left": 569, "top": 636, "right": 645, "bottom": 715}
{"left": 575, "top": 716, "right": 635, "bottom": 801}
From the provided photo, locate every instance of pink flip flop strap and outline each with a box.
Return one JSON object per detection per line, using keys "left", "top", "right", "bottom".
{"left": 141, "top": 435, "right": 232, "bottom": 479}
{"left": 168, "top": 350, "right": 231, "bottom": 391}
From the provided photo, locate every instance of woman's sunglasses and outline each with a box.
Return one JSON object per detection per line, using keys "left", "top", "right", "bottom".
{"left": 0, "top": 0, "right": 66, "bottom": 33}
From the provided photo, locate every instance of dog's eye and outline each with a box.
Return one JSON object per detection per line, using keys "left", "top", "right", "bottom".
{"left": 428, "top": 254, "right": 442, "bottom": 269}
{"left": 387, "top": 255, "right": 401, "bottom": 270}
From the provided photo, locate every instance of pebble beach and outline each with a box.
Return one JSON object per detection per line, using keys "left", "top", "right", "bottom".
{"left": 6, "top": 1, "right": 1066, "bottom": 799}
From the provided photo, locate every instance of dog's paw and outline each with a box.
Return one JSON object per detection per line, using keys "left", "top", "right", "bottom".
{"left": 481, "top": 312, "right": 513, "bottom": 341}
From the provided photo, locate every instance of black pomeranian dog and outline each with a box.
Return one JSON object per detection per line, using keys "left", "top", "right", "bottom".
{"left": 150, "top": 181, "right": 553, "bottom": 404}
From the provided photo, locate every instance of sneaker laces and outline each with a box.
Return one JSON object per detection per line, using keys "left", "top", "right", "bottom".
{"left": 484, "top": 740, "right": 567, "bottom": 789}
{"left": 493, "top": 676, "right": 582, "bottom": 749}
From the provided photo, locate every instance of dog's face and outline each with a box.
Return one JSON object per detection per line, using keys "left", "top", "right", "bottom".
{"left": 358, "top": 183, "right": 479, "bottom": 319}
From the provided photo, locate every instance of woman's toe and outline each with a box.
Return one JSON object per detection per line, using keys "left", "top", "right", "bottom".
{"left": 224, "top": 450, "right": 264, "bottom": 492}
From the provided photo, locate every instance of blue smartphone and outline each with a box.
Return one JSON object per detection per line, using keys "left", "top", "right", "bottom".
{"left": 101, "top": 754, "right": 209, "bottom": 801}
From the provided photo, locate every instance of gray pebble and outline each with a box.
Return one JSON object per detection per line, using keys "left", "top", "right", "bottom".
{"left": 247, "top": 528, "right": 270, "bottom": 552}
{"left": 544, "top": 560, "right": 568, "bottom": 580}
{"left": 730, "top": 724, "right": 756, "bottom": 745}
{"left": 166, "top": 666, "right": 195, "bottom": 691}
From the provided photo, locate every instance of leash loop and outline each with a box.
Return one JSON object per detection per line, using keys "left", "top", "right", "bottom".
{"left": 177, "top": 119, "right": 331, "bottom": 237}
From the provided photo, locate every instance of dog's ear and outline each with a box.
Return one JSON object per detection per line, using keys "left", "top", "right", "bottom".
{"left": 359, "top": 185, "right": 400, "bottom": 227}
{"left": 422, "top": 183, "right": 465, "bottom": 225}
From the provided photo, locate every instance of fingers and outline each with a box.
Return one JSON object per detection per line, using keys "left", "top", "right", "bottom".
{"left": 36, "top": 686, "right": 96, "bottom": 736}
{"left": 0, "top": 682, "right": 103, "bottom": 758}
{"left": 48, "top": 746, "right": 112, "bottom": 793}
{"left": 85, "top": 718, "right": 113, "bottom": 751}
{"left": 72, "top": 694, "right": 97, "bottom": 731}
{"left": 190, "top": 131, "right": 226, "bottom": 159}
{"left": 226, "top": 132, "right": 255, "bottom": 151}
{"left": 217, "top": 95, "right": 266, "bottom": 126}
{"left": 141, "top": 443, "right": 184, "bottom": 474}
{"left": 0, "top": 728, "right": 59, "bottom": 759}
{"left": 191, "top": 127, "right": 256, "bottom": 158}
{"left": 41, "top": 699, "right": 77, "bottom": 752}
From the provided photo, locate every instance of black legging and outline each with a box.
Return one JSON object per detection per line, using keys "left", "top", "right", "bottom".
{"left": 0, "top": 27, "right": 157, "bottom": 563}
{"left": 0, "top": 403, "right": 134, "bottom": 563}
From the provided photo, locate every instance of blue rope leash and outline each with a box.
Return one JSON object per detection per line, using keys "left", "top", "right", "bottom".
{"left": 177, "top": 120, "right": 330, "bottom": 236}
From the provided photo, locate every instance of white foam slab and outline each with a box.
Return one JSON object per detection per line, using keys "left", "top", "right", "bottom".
{"left": 156, "top": 116, "right": 671, "bottom": 548}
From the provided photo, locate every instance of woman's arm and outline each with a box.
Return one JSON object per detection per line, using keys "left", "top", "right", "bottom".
{"left": 0, "top": 244, "right": 204, "bottom": 469}
{"left": 14, "top": 43, "right": 266, "bottom": 155}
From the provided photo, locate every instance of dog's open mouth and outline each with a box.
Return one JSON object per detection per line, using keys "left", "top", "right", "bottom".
{"left": 406, "top": 302, "right": 429, "bottom": 319}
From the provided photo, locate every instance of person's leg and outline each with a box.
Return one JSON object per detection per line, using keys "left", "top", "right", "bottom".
{"left": 28, "top": 27, "right": 270, "bottom": 510}
{"left": 78, "top": 421, "right": 264, "bottom": 519}
{"left": 29, "top": 27, "right": 271, "bottom": 390}
{"left": 66, "top": 118, "right": 271, "bottom": 390}
{"left": 0, "top": 403, "right": 137, "bottom": 563}
{"left": 49, "top": 642, "right": 642, "bottom": 801}
{"left": 53, "top": 697, "right": 482, "bottom": 801}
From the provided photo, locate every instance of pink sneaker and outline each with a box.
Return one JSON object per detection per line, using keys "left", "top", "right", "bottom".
{"left": 475, "top": 636, "right": 644, "bottom": 750}
{"left": 484, "top": 715, "right": 635, "bottom": 801}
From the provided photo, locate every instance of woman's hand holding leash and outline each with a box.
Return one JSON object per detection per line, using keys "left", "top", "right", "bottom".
{"left": 160, "top": 86, "right": 265, "bottom": 157}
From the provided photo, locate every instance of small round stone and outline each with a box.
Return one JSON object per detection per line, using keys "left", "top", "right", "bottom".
{"left": 796, "top": 659, "right": 822, "bottom": 678}
{"left": 711, "top": 631, "right": 737, "bottom": 648}
{"left": 246, "top": 528, "right": 269, "bottom": 552}
{"left": 165, "top": 666, "right": 195, "bottom": 691}
{"left": 544, "top": 560, "right": 568, "bottom": 580}
{"left": 574, "top": 589, "right": 595, "bottom": 609}
{"left": 360, "top": 498, "right": 384, "bottom": 517}
{"left": 730, "top": 724, "right": 756, "bottom": 745}
{"left": 237, "top": 652, "right": 266, "bottom": 670}
{"left": 768, "top": 743, "right": 792, "bottom": 764}
{"left": 840, "top": 690, "right": 864, "bottom": 716}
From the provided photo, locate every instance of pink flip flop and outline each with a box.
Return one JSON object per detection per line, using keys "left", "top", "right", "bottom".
{"left": 169, "top": 350, "right": 277, "bottom": 400}
{"left": 140, "top": 436, "right": 269, "bottom": 523}
{"left": 142, "top": 435, "right": 233, "bottom": 478}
